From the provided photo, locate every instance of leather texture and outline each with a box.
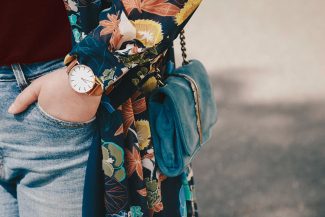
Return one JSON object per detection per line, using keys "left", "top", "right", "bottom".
{"left": 148, "top": 60, "right": 217, "bottom": 177}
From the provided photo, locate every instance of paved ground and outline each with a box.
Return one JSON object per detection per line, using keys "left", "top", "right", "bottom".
{"left": 177, "top": 1, "right": 325, "bottom": 216}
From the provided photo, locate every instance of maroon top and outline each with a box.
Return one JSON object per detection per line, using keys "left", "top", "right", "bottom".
{"left": 0, "top": 0, "right": 72, "bottom": 65}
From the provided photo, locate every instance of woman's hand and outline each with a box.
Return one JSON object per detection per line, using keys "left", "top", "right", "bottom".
{"left": 8, "top": 67, "right": 101, "bottom": 123}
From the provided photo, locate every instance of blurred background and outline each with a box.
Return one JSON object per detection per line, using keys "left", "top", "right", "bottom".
{"left": 174, "top": 0, "right": 325, "bottom": 216}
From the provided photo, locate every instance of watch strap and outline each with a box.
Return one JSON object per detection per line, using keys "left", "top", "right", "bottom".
{"left": 64, "top": 54, "right": 77, "bottom": 66}
{"left": 88, "top": 77, "right": 104, "bottom": 96}
{"left": 66, "top": 59, "right": 79, "bottom": 75}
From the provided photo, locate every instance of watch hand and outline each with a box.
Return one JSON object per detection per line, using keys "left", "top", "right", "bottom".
{"left": 80, "top": 78, "right": 93, "bottom": 89}
{"left": 81, "top": 78, "right": 93, "bottom": 83}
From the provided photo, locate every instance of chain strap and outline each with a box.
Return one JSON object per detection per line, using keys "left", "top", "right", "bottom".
{"left": 154, "top": 29, "right": 189, "bottom": 87}
{"left": 180, "top": 29, "right": 189, "bottom": 66}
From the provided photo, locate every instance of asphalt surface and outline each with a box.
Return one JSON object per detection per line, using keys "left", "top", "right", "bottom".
{"left": 179, "top": 1, "right": 325, "bottom": 216}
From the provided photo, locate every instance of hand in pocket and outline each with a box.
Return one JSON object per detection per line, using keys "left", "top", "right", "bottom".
{"left": 8, "top": 67, "right": 101, "bottom": 123}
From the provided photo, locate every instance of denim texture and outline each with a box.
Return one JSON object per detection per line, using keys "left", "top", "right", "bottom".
{"left": 0, "top": 58, "right": 99, "bottom": 217}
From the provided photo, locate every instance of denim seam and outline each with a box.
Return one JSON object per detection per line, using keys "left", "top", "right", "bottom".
{"left": 35, "top": 103, "right": 96, "bottom": 128}
{"left": 0, "top": 79, "right": 17, "bottom": 82}
{"left": 0, "top": 148, "right": 5, "bottom": 180}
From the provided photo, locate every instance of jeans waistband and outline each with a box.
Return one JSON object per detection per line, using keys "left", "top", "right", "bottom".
{"left": 0, "top": 57, "right": 65, "bottom": 82}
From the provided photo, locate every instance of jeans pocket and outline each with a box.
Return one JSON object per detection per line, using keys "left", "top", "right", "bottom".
{"left": 34, "top": 102, "right": 96, "bottom": 128}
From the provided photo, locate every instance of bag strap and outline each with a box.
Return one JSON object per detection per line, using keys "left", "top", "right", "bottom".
{"left": 180, "top": 30, "right": 189, "bottom": 66}
{"left": 155, "top": 29, "right": 189, "bottom": 86}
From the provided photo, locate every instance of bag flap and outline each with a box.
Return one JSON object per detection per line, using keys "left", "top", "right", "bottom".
{"left": 148, "top": 60, "right": 217, "bottom": 176}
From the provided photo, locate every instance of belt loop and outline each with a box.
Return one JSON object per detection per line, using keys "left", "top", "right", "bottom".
{"left": 11, "top": 64, "right": 29, "bottom": 91}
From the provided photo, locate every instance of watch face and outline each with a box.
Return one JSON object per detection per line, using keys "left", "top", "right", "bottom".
{"left": 69, "top": 65, "right": 95, "bottom": 93}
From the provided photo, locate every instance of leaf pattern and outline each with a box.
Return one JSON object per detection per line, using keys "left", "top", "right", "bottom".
{"left": 134, "top": 120, "right": 151, "bottom": 150}
{"left": 132, "top": 97, "right": 147, "bottom": 114}
{"left": 122, "top": 0, "right": 180, "bottom": 17}
{"left": 110, "top": 28, "right": 124, "bottom": 50}
{"left": 129, "top": 206, "right": 144, "bottom": 217}
{"left": 114, "top": 124, "right": 124, "bottom": 136}
{"left": 100, "top": 14, "right": 121, "bottom": 36}
{"left": 175, "top": 0, "right": 203, "bottom": 25}
{"left": 105, "top": 177, "right": 129, "bottom": 214}
{"left": 122, "top": 99, "right": 135, "bottom": 132}
{"left": 102, "top": 142, "right": 126, "bottom": 182}
{"left": 132, "top": 19, "right": 164, "bottom": 47}
{"left": 126, "top": 146, "right": 144, "bottom": 180}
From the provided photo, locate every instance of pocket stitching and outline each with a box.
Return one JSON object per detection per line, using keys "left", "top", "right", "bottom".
{"left": 35, "top": 102, "right": 96, "bottom": 128}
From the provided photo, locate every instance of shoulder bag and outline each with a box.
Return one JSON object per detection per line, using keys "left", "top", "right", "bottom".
{"left": 148, "top": 30, "right": 218, "bottom": 177}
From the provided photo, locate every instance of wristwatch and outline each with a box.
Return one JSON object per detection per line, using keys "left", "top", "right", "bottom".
{"left": 64, "top": 55, "right": 103, "bottom": 96}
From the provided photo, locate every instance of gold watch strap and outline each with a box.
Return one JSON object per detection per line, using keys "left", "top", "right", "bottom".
{"left": 88, "top": 77, "right": 104, "bottom": 96}
{"left": 66, "top": 59, "right": 79, "bottom": 75}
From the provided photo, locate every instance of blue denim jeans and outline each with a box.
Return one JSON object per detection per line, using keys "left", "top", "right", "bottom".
{"left": 0, "top": 58, "right": 100, "bottom": 217}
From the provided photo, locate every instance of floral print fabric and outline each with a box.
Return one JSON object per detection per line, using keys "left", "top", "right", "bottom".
{"left": 63, "top": 0, "right": 202, "bottom": 216}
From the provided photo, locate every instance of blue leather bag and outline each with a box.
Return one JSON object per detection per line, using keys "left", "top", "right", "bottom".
{"left": 148, "top": 59, "right": 218, "bottom": 177}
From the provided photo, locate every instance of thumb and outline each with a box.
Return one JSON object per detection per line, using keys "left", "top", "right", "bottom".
{"left": 8, "top": 80, "right": 41, "bottom": 114}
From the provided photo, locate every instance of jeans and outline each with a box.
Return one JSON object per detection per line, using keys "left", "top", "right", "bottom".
{"left": 0, "top": 58, "right": 100, "bottom": 217}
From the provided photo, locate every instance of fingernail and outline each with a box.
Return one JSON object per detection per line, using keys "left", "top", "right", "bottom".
{"left": 8, "top": 104, "right": 15, "bottom": 114}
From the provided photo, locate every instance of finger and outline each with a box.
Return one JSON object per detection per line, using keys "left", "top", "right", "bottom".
{"left": 8, "top": 80, "right": 41, "bottom": 114}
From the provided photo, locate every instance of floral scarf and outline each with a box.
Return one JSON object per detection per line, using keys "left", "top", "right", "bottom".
{"left": 63, "top": 0, "right": 202, "bottom": 216}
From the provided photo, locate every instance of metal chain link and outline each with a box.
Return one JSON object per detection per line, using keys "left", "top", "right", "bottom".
{"left": 153, "top": 29, "right": 189, "bottom": 87}
{"left": 180, "top": 29, "right": 189, "bottom": 66}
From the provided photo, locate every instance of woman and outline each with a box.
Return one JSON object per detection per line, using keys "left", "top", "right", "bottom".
{"left": 0, "top": 0, "right": 202, "bottom": 216}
